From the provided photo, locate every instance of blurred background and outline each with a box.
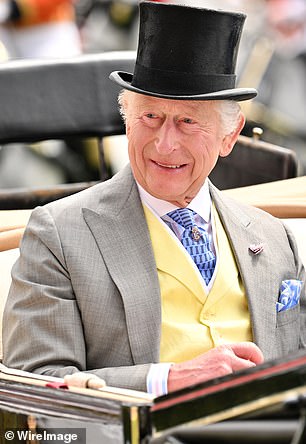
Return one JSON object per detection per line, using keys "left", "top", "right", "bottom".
{"left": 0, "top": 0, "right": 305, "bottom": 188}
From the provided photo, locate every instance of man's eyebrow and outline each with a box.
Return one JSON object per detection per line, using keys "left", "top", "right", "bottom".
{"left": 135, "top": 100, "right": 207, "bottom": 114}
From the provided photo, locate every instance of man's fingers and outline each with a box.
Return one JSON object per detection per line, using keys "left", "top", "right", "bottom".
{"left": 229, "top": 353, "right": 257, "bottom": 372}
{"left": 213, "top": 342, "right": 264, "bottom": 373}
{"left": 229, "top": 342, "right": 264, "bottom": 365}
{"left": 64, "top": 372, "right": 106, "bottom": 389}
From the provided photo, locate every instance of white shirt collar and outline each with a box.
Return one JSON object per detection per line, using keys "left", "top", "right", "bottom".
{"left": 137, "top": 180, "right": 211, "bottom": 223}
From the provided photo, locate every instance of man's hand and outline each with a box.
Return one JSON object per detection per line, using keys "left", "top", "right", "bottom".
{"left": 64, "top": 373, "right": 106, "bottom": 390}
{"left": 168, "top": 342, "right": 264, "bottom": 392}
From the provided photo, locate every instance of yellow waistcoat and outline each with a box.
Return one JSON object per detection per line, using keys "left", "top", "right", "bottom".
{"left": 143, "top": 205, "right": 253, "bottom": 363}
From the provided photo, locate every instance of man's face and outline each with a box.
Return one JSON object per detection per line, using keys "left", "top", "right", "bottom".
{"left": 125, "top": 93, "right": 242, "bottom": 206}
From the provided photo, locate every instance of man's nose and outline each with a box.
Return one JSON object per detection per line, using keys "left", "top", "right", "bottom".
{"left": 155, "top": 121, "right": 178, "bottom": 155}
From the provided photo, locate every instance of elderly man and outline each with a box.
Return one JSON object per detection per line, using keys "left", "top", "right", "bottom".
{"left": 2, "top": 1, "right": 305, "bottom": 396}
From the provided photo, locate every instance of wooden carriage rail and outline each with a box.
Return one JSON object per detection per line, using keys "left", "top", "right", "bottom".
{"left": 0, "top": 227, "right": 24, "bottom": 252}
{"left": 1, "top": 352, "right": 306, "bottom": 443}
{"left": 0, "top": 181, "right": 97, "bottom": 210}
{"left": 151, "top": 350, "right": 306, "bottom": 434}
{"left": 0, "top": 364, "right": 154, "bottom": 444}
{"left": 224, "top": 175, "right": 306, "bottom": 218}
{"left": 152, "top": 420, "right": 300, "bottom": 444}
{"left": 0, "top": 364, "right": 154, "bottom": 405}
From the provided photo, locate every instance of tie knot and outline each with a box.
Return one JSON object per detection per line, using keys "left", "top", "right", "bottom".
{"left": 167, "top": 208, "right": 196, "bottom": 229}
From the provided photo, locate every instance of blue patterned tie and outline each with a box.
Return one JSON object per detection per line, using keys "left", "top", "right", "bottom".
{"left": 167, "top": 208, "right": 216, "bottom": 285}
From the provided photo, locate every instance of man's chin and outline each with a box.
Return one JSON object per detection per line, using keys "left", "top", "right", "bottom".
{"left": 147, "top": 186, "right": 179, "bottom": 199}
{"left": 148, "top": 188, "right": 190, "bottom": 206}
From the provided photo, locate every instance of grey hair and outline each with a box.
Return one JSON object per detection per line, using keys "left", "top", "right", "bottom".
{"left": 118, "top": 89, "right": 129, "bottom": 123}
{"left": 118, "top": 90, "right": 241, "bottom": 135}
{"left": 215, "top": 100, "right": 241, "bottom": 136}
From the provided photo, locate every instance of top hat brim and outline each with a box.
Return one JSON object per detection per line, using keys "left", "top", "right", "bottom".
{"left": 110, "top": 71, "right": 257, "bottom": 102}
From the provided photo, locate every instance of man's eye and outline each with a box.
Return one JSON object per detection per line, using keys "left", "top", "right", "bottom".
{"left": 145, "top": 113, "right": 157, "bottom": 119}
{"left": 182, "top": 118, "right": 194, "bottom": 124}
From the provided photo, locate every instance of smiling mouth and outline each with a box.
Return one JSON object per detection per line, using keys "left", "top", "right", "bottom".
{"left": 155, "top": 161, "right": 186, "bottom": 169}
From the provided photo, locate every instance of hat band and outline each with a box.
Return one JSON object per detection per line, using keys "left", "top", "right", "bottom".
{"left": 132, "top": 63, "right": 236, "bottom": 96}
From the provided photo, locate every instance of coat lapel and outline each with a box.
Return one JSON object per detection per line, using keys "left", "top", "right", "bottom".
{"left": 209, "top": 183, "right": 278, "bottom": 358}
{"left": 82, "top": 166, "right": 161, "bottom": 365}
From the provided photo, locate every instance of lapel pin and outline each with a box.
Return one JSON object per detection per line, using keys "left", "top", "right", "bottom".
{"left": 249, "top": 243, "right": 264, "bottom": 255}
{"left": 191, "top": 225, "right": 202, "bottom": 241}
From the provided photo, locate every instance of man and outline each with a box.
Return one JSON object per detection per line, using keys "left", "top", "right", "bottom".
{"left": 2, "top": 1, "right": 305, "bottom": 396}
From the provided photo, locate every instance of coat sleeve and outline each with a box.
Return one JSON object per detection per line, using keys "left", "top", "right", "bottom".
{"left": 2, "top": 206, "right": 151, "bottom": 393}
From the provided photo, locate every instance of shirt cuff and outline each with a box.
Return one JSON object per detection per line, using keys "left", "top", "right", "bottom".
{"left": 146, "top": 363, "right": 172, "bottom": 396}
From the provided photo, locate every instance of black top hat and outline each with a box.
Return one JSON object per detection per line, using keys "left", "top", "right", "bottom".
{"left": 110, "top": 1, "right": 257, "bottom": 101}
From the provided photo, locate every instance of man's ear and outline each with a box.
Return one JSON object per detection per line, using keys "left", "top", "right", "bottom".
{"left": 220, "top": 112, "right": 245, "bottom": 158}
